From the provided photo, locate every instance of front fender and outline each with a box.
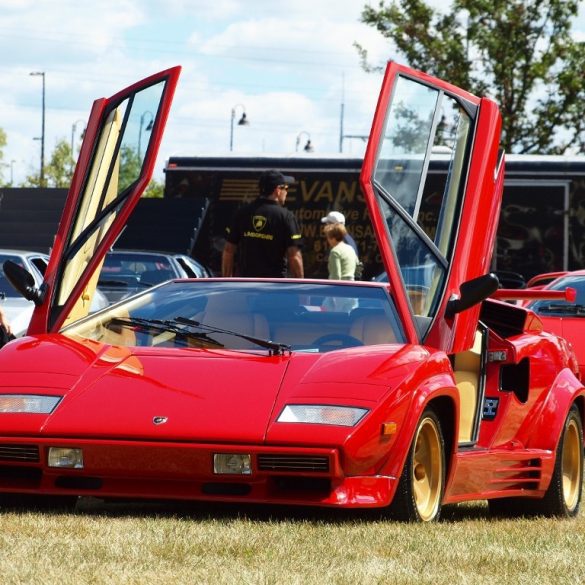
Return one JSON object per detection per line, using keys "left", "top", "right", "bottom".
{"left": 376, "top": 368, "right": 458, "bottom": 481}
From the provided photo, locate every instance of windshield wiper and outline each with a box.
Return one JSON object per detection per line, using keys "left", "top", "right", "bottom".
{"left": 537, "top": 303, "right": 585, "bottom": 316}
{"left": 174, "top": 316, "right": 291, "bottom": 356}
{"left": 107, "top": 316, "right": 225, "bottom": 348}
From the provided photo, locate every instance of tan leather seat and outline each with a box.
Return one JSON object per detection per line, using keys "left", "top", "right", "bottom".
{"left": 350, "top": 314, "right": 397, "bottom": 345}
{"left": 453, "top": 331, "right": 482, "bottom": 443}
{"left": 197, "top": 295, "right": 269, "bottom": 349}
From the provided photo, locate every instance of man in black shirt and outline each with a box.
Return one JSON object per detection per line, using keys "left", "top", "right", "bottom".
{"left": 222, "top": 170, "right": 304, "bottom": 278}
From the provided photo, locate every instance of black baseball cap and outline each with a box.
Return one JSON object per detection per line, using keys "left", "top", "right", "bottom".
{"left": 258, "top": 169, "right": 295, "bottom": 195}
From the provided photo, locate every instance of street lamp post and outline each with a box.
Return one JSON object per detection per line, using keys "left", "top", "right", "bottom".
{"left": 230, "top": 104, "right": 249, "bottom": 152}
{"left": 138, "top": 111, "right": 154, "bottom": 159}
{"left": 30, "top": 71, "right": 46, "bottom": 186}
{"left": 70, "top": 119, "right": 86, "bottom": 171}
{"left": 295, "top": 131, "right": 314, "bottom": 152}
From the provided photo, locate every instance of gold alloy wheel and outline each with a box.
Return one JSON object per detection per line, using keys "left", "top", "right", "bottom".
{"left": 412, "top": 416, "right": 443, "bottom": 521}
{"left": 562, "top": 417, "right": 582, "bottom": 513}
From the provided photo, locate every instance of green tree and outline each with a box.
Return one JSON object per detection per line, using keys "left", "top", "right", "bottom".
{"left": 357, "top": 0, "right": 585, "bottom": 154}
{"left": 118, "top": 144, "right": 163, "bottom": 198}
{"left": 45, "top": 139, "right": 75, "bottom": 187}
{"left": 118, "top": 144, "right": 142, "bottom": 192}
{"left": 23, "top": 141, "right": 164, "bottom": 195}
{"left": 143, "top": 179, "right": 164, "bottom": 198}
{"left": 0, "top": 127, "right": 6, "bottom": 159}
{"left": 23, "top": 138, "right": 74, "bottom": 187}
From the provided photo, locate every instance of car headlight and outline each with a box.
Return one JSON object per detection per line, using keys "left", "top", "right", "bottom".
{"left": 277, "top": 404, "right": 368, "bottom": 427}
{"left": 48, "top": 447, "right": 84, "bottom": 469}
{"left": 213, "top": 453, "right": 252, "bottom": 475}
{"left": 0, "top": 395, "right": 62, "bottom": 414}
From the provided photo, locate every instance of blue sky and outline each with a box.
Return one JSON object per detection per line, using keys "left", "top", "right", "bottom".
{"left": 0, "top": 0, "right": 583, "bottom": 185}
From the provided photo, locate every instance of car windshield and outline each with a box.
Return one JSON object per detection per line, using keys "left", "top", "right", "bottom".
{"left": 528, "top": 275, "right": 585, "bottom": 316}
{"left": 63, "top": 281, "right": 405, "bottom": 353}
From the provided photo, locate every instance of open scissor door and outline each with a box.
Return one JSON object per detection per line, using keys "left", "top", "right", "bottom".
{"left": 361, "top": 62, "right": 503, "bottom": 352}
{"left": 28, "top": 66, "right": 181, "bottom": 334}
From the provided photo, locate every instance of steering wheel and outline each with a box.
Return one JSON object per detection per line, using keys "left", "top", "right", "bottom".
{"left": 312, "top": 333, "right": 363, "bottom": 351}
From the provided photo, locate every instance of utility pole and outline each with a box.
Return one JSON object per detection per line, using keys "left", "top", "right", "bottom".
{"left": 339, "top": 73, "right": 345, "bottom": 153}
{"left": 30, "top": 71, "right": 46, "bottom": 186}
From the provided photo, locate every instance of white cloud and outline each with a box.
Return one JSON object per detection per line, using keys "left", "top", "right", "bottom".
{"left": 160, "top": 0, "right": 241, "bottom": 20}
{"left": 0, "top": 1, "right": 146, "bottom": 61}
{"left": 0, "top": 0, "right": 391, "bottom": 185}
{"left": 4, "top": 0, "right": 581, "bottom": 187}
{"left": 194, "top": 13, "right": 390, "bottom": 69}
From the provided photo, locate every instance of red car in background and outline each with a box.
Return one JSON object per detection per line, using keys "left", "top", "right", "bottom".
{"left": 525, "top": 270, "right": 585, "bottom": 378}
{"left": 0, "top": 63, "right": 583, "bottom": 522}
{"left": 525, "top": 271, "right": 569, "bottom": 290}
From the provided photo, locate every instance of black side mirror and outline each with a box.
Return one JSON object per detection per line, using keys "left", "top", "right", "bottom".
{"left": 446, "top": 273, "right": 499, "bottom": 318}
{"left": 2, "top": 260, "right": 46, "bottom": 306}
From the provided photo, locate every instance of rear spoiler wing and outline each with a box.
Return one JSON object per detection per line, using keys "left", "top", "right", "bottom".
{"left": 491, "top": 287, "right": 576, "bottom": 303}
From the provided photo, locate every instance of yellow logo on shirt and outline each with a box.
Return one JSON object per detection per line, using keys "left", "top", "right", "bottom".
{"left": 252, "top": 215, "right": 267, "bottom": 231}
{"left": 243, "top": 231, "right": 274, "bottom": 240}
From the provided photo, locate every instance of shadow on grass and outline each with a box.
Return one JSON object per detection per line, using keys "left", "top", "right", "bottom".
{"left": 59, "top": 496, "right": 493, "bottom": 524}
{"left": 75, "top": 497, "right": 382, "bottom": 524}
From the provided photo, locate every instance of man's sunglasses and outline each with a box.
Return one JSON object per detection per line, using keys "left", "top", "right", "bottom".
{"left": 278, "top": 184, "right": 289, "bottom": 190}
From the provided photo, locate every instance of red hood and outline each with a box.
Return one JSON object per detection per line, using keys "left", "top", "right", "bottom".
{"left": 0, "top": 336, "right": 426, "bottom": 442}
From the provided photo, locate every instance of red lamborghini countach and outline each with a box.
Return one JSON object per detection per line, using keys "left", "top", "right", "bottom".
{"left": 1, "top": 63, "right": 583, "bottom": 521}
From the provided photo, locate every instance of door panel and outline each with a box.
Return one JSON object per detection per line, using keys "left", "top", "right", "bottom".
{"left": 28, "top": 67, "right": 181, "bottom": 334}
{"left": 360, "top": 62, "right": 502, "bottom": 352}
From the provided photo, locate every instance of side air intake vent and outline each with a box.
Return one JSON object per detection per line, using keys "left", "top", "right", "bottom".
{"left": 0, "top": 444, "right": 40, "bottom": 463}
{"left": 258, "top": 455, "right": 329, "bottom": 472}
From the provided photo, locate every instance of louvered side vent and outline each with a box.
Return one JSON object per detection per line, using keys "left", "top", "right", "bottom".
{"left": 0, "top": 444, "right": 40, "bottom": 463}
{"left": 490, "top": 458, "right": 542, "bottom": 491}
{"left": 258, "top": 455, "right": 329, "bottom": 472}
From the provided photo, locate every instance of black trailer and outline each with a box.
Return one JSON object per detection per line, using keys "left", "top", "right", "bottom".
{"left": 164, "top": 154, "right": 585, "bottom": 281}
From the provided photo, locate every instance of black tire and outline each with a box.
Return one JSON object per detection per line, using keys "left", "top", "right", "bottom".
{"left": 387, "top": 408, "right": 445, "bottom": 522}
{"left": 489, "top": 404, "right": 583, "bottom": 518}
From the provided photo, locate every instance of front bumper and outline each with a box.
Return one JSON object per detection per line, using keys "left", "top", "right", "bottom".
{"left": 0, "top": 438, "right": 397, "bottom": 508}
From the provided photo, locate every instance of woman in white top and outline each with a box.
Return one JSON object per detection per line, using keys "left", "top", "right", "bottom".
{"left": 324, "top": 223, "right": 359, "bottom": 280}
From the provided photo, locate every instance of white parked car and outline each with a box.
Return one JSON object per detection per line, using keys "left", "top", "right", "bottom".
{"left": 1, "top": 249, "right": 108, "bottom": 336}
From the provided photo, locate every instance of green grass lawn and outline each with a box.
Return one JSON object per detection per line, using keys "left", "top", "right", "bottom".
{"left": 1, "top": 497, "right": 584, "bottom": 585}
